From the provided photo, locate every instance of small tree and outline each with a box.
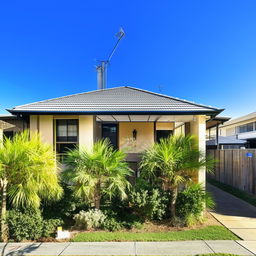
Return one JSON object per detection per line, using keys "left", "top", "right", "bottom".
{"left": 63, "top": 139, "right": 132, "bottom": 209}
{"left": 140, "top": 135, "right": 212, "bottom": 218}
{"left": 0, "top": 131, "right": 63, "bottom": 241}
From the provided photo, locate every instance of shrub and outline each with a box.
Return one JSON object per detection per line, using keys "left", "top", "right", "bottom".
{"left": 128, "top": 188, "right": 169, "bottom": 221}
{"left": 130, "top": 221, "right": 143, "bottom": 229}
{"left": 7, "top": 209, "right": 63, "bottom": 241}
{"left": 101, "top": 217, "right": 123, "bottom": 231}
{"left": 176, "top": 183, "right": 215, "bottom": 225}
{"left": 41, "top": 183, "right": 89, "bottom": 225}
{"left": 7, "top": 209, "right": 43, "bottom": 241}
{"left": 42, "top": 218, "right": 63, "bottom": 237}
{"left": 73, "top": 209, "right": 106, "bottom": 230}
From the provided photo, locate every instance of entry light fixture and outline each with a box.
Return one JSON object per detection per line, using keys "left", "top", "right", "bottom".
{"left": 132, "top": 129, "right": 137, "bottom": 140}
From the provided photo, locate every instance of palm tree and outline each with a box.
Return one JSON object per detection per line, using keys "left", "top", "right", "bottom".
{"left": 0, "top": 131, "right": 63, "bottom": 241}
{"left": 140, "top": 135, "right": 213, "bottom": 218}
{"left": 63, "top": 139, "right": 132, "bottom": 209}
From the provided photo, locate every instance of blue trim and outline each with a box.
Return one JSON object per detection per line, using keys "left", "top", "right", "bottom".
{"left": 8, "top": 109, "right": 223, "bottom": 116}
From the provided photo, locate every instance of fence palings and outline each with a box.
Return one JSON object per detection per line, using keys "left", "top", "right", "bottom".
{"left": 207, "top": 149, "right": 256, "bottom": 195}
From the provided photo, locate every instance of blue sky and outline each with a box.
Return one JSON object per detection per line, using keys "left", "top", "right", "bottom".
{"left": 0, "top": 0, "right": 256, "bottom": 117}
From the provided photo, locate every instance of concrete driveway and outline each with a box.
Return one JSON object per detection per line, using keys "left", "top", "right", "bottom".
{"left": 207, "top": 183, "right": 256, "bottom": 253}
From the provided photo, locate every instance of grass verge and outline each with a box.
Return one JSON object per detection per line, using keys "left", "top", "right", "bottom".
{"left": 72, "top": 225, "right": 238, "bottom": 242}
{"left": 208, "top": 178, "right": 256, "bottom": 207}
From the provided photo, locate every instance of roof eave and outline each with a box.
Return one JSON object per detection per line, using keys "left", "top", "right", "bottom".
{"left": 8, "top": 109, "right": 223, "bottom": 117}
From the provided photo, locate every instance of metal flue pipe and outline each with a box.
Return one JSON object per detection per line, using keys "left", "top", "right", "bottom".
{"left": 96, "top": 28, "right": 125, "bottom": 90}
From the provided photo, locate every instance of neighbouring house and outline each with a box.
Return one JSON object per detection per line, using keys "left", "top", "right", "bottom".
{"left": 0, "top": 115, "right": 28, "bottom": 139}
{"left": 4, "top": 86, "right": 223, "bottom": 184}
{"left": 206, "top": 116, "right": 247, "bottom": 149}
{"left": 206, "top": 136, "right": 247, "bottom": 149}
{"left": 219, "top": 112, "right": 256, "bottom": 148}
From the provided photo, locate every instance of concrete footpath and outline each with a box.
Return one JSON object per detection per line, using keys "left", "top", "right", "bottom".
{"left": 0, "top": 241, "right": 255, "bottom": 255}
{"left": 207, "top": 183, "right": 256, "bottom": 241}
{"left": 207, "top": 183, "right": 256, "bottom": 253}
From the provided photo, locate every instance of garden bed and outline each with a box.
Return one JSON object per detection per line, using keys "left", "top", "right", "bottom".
{"left": 71, "top": 213, "right": 238, "bottom": 242}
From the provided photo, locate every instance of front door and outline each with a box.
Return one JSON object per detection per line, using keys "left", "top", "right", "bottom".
{"left": 102, "top": 123, "right": 118, "bottom": 149}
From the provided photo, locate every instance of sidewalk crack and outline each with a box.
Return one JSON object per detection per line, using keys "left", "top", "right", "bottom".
{"left": 58, "top": 242, "right": 71, "bottom": 255}
{"left": 235, "top": 240, "right": 256, "bottom": 256}
{"left": 204, "top": 240, "right": 215, "bottom": 253}
{"left": 134, "top": 241, "right": 137, "bottom": 256}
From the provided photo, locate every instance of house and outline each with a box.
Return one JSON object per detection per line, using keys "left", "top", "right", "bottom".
{"left": 206, "top": 136, "right": 247, "bottom": 149}
{"left": 219, "top": 112, "right": 256, "bottom": 148}
{"left": 6, "top": 86, "right": 223, "bottom": 184}
{"left": 206, "top": 116, "right": 247, "bottom": 149}
{"left": 0, "top": 115, "right": 28, "bottom": 139}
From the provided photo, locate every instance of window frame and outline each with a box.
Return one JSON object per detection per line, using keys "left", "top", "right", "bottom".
{"left": 54, "top": 118, "right": 79, "bottom": 161}
{"left": 237, "top": 122, "right": 254, "bottom": 134}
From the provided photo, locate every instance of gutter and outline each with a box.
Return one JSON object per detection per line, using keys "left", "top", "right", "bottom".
{"left": 7, "top": 109, "right": 224, "bottom": 117}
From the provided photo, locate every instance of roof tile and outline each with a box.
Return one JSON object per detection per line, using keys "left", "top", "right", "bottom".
{"left": 10, "top": 86, "right": 222, "bottom": 114}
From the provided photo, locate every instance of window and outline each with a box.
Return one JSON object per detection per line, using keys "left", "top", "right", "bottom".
{"left": 55, "top": 119, "right": 78, "bottom": 159}
{"left": 102, "top": 123, "right": 118, "bottom": 149}
{"left": 156, "top": 130, "right": 173, "bottom": 143}
{"left": 3, "top": 131, "right": 14, "bottom": 139}
{"left": 237, "top": 122, "right": 254, "bottom": 133}
{"left": 56, "top": 119, "right": 78, "bottom": 142}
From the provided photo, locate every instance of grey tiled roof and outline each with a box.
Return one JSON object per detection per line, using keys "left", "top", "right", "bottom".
{"left": 206, "top": 136, "right": 247, "bottom": 145}
{"left": 9, "top": 86, "right": 222, "bottom": 115}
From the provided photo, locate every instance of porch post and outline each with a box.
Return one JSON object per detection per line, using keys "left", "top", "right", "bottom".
{"left": 190, "top": 115, "right": 206, "bottom": 187}
{"left": 79, "top": 115, "right": 96, "bottom": 150}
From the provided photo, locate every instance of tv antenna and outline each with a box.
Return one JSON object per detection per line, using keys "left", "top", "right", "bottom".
{"left": 96, "top": 28, "right": 125, "bottom": 90}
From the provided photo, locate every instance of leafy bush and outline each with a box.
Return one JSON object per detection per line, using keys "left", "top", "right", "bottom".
{"left": 101, "top": 217, "right": 123, "bottom": 231}
{"left": 42, "top": 218, "right": 63, "bottom": 237}
{"left": 130, "top": 221, "right": 143, "bottom": 229}
{"left": 176, "top": 183, "right": 215, "bottom": 225}
{"left": 74, "top": 209, "right": 106, "bottom": 230}
{"left": 128, "top": 188, "right": 169, "bottom": 221}
{"left": 41, "top": 183, "right": 89, "bottom": 225}
{"left": 7, "top": 209, "right": 63, "bottom": 241}
{"left": 7, "top": 209, "right": 43, "bottom": 241}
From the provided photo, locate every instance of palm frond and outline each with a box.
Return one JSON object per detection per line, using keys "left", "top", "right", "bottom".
{"left": 63, "top": 138, "right": 132, "bottom": 207}
{"left": 140, "top": 134, "right": 212, "bottom": 189}
{"left": 0, "top": 130, "right": 63, "bottom": 209}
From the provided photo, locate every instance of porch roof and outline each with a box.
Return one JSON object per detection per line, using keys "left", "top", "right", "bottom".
{"left": 96, "top": 114, "right": 195, "bottom": 122}
{"left": 8, "top": 86, "right": 223, "bottom": 117}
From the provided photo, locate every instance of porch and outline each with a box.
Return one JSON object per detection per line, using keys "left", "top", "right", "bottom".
{"left": 28, "top": 113, "right": 207, "bottom": 185}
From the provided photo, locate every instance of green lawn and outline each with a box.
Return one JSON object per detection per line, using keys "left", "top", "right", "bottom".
{"left": 72, "top": 225, "right": 238, "bottom": 242}
{"left": 208, "top": 178, "right": 256, "bottom": 207}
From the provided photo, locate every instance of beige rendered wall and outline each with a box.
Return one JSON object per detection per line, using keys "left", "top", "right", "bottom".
{"left": 174, "top": 124, "right": 185, "bottom": 136}
{"left": 39, "top": 115, "right": 53, "bottom": 145}
{"left": 30, "top": 115, "right": 38, "bottom": 132}
{"left": 79, "top": 115, "right": 96, "bottom": 150}
{"left": 29, "top": 115, "right": 96, "bottom": 149}
{"left": 156, "top": 122, "right": 174, "bottom": 130}
{"left": 190, "top": 115, "right": 206, "bottom": 186}
{"left": 29, "top": 115, "right": 54, "bottom": 145}
{"left": 119, "top": 122, "right": 154, "bottom": 153}
{"left": 225, "top": 127, "right": 236, "bottom": 136}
